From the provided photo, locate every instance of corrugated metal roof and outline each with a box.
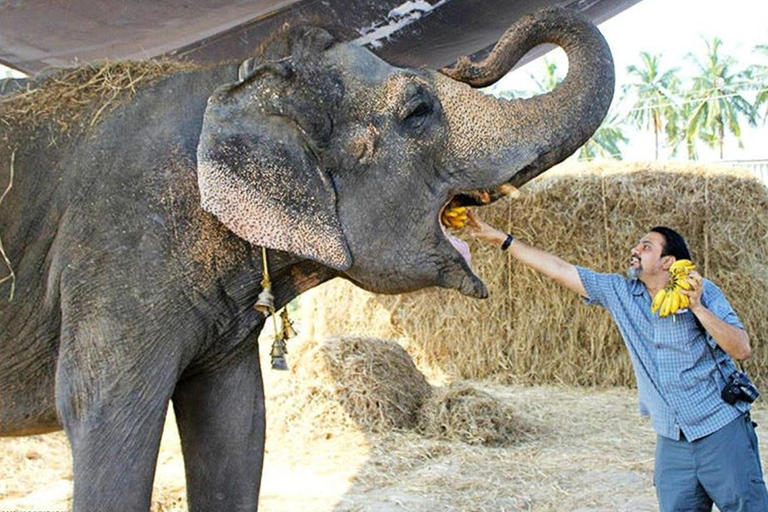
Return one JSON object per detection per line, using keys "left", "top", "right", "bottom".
{"left": 0, "top": 0, "right": 641, "bottom": 74}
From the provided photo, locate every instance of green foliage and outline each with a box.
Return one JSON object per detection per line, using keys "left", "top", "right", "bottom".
{"left": 624, "top": 52, "right": 681, "bottom": 159}
{"left": 529, "top": 58, "right": 563, "bottom": 94}
{"left": 684, "top": 37, "right": 757, "bottom": 159}
{"left": 754, "top": 43, "right": 768, "bottom": 124}
{"left": 579, "top": 111, "right": 629, "bottom": 160}
{"left": 486, "top": 57, "right": 563, "bottom": 101}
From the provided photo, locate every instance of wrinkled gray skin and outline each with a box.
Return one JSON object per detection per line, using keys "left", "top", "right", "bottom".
{"left": 0, "top": 7, "right": 613, "bottom": 512}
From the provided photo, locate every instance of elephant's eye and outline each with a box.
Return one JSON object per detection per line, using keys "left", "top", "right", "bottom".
{"left": 401, "top": 99, "right": 433, "bottom": 130}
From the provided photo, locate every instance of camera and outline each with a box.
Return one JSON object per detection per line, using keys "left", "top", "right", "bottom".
{"left": 721, "top": 371, "right": 760, "bottom": 405}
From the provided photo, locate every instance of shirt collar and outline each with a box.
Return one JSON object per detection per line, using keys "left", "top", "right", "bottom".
{"left": 630, "top": 278, "right": 646, "bottom": 297}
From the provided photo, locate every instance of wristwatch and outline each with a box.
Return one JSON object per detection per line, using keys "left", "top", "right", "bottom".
{"left": 501, "top": 233, "right": 515, "bottom": 251}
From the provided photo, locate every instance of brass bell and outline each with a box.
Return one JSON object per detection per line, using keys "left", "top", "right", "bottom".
{"left": 254, "top": 286, "right": 274, "bottom": 316}
{"left": 270, "top": 336, "right": 288, "bottom": 371}
{"left": 280, "top": 309, "right": 298, "bottom": 339}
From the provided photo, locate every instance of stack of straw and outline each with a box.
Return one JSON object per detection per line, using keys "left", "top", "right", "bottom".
{"left": 265, "top": 335, "right": 532, "bottom": 445}
{"left": 1, "top": 60, "right": 194, "bottom": 138}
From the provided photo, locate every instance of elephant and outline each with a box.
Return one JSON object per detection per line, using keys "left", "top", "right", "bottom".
{"left": 0, "top": 7, "right": 613, "bottom": 511}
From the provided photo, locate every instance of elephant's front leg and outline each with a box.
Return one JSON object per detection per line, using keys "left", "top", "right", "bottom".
{"left": 55, "top": 327, "right": 179, "bottom": 511}
{"left": 172, "top": 340, "right": 266, "bottom": 511}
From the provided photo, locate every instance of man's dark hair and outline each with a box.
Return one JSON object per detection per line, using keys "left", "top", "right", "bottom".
{"left": 650, "top": 226, "right": 691, "bottom": 260}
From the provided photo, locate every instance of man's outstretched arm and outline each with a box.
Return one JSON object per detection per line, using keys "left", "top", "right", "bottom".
{"left": 466, "top": 210, "right": 588, "bottom": 298}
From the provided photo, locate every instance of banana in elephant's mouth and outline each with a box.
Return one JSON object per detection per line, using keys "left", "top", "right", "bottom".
{"left": 439, "top": 201, "right": 472, "bottom": 268}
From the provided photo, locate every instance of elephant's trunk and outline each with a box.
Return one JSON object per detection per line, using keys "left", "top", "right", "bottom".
{"left": 437, "top": 7, "right": 614, "bottom": 190}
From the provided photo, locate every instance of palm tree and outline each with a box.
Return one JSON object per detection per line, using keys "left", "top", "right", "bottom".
{"left": 624, "top": 52, "right": 680, "bottom": 160}
{"left": 753, "top": 43, "right": 768, "bottom": 124}
{"left": 675, "top": 97, "right": 700, "bottom": 160}
{"left": 579, "top": 110, "right": 629, "bottom": 160}
{"left": 685, "top": 38, "right": 756, "bottom": 159}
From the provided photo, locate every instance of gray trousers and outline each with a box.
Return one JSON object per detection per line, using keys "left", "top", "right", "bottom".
{"left": 655, "top": 413, "right": 768, "bottom": 512}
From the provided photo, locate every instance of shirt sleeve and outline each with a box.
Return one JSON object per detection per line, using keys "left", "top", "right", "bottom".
{"left": 576, "top": 266, "right": 626, "bottom": 308}
{"left": 702, "top": 279, "right": 743, "bottom": 329}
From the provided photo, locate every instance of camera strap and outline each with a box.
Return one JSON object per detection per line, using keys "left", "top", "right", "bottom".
{"left": 697, "top": 315, "right": 748, "bottom": 376}
{"left": 705, "top": 335, "right": 750, "bottom": 371}
{"left": 695, "top": 307, "right": 758, "bottom": 408}
{"left": 704, "top": 339, "right": 733, "bottom": 383}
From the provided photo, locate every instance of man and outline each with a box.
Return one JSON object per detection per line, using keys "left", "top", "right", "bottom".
{"left": 466, "top": 210, "right": 768, "bottom": 512}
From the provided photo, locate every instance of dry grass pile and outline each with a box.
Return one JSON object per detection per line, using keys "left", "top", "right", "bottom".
{"left": 302, "top": 162, "right": 768, "bottom": 388}
{"left": 265, "top": 335, "right": 536, "bottom": 448}
{"left": 0, "top": 59, "right": 194, "bottom": 135}
{"left": 417, "top": 382, "right": 538, "bottom": 446}
{"left": 274, "top": 336, "right": 432, "bottom": 436}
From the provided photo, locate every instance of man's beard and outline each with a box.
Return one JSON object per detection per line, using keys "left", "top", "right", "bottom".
{"left": 626, "top": 265, "right": 642, "bottom": 280}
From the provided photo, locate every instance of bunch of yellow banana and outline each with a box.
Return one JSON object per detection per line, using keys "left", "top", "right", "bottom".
{"left": 651, "top": 259, "right": 696, "bottom": 317}
{"left": 441, "top": 202, "right": 468, "bottom": 229}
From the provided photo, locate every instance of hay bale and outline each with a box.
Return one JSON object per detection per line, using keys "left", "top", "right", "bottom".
{"left": 0, "top": 59, "right": 194, "bottom": 138}
{"left": 302, "top": 162, "right": 768, "bottom": 388}
{"left": 286, "top": 336, "right": 432, "bottom": 433}
{"left": 418, "top": 382, "right": 537, "bottom": 446}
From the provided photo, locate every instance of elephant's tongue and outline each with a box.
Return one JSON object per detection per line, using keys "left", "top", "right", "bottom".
{"left": 451, "top": 234, "right": 472, "bottom": 266}
{"left": 441, "top": 224, "right": 472, "bottom": 267}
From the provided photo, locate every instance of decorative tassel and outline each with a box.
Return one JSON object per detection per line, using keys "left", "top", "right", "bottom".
{"left": 254, "top": 246, "right": 289, "bottom": 371}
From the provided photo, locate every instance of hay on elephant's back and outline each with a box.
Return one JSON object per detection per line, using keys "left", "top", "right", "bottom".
{"left": 1, "top": 59, "right": 195, "bottom": 133}
{"left": 418, "top": 382, "right": 538, "bottom": 446}
{"left": 280, "top": 336, "right": 432, "bottom": 435}
{"left": 304, "top": 162, "right": 768, "bottom": 387}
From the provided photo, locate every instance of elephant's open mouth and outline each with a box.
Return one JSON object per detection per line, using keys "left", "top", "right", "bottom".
{"left": 434, "top": 193, "right": 490, "bottom": 298}
{"left": 436, "top": 183, "right": 520, "bottom": 295}
{"left": 438, "top": 183, "right": 519, "bottom": 266}
{"left": 438, "top": 209, "right": 472, "bottom": 267}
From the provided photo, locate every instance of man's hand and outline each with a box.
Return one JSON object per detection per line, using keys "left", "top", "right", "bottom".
{"left": 466, "top": 210, "right": 507, "bottom": 247}
{"left": 680, "top": 270, "right": 704, "bottom": 312}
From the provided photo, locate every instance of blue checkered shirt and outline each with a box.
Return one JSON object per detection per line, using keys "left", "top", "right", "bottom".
{"left": 577, "top": 267, "right": 749, "bottom": 441}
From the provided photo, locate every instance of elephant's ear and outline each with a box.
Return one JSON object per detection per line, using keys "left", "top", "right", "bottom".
{"left": 196, "top": 81, "right": 352, "bottom": 271}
